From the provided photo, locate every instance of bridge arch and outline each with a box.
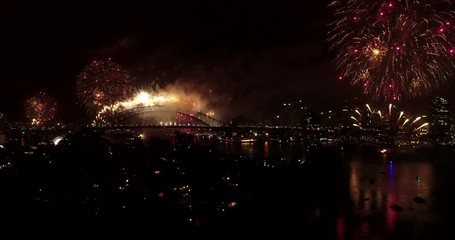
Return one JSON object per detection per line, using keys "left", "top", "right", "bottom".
{"left": 99, "top": 106, "right": 226, "bottom": 127}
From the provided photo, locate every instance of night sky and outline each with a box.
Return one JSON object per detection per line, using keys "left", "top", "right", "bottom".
{"left": 0, "top": 0, "right": 452, "bottom": 122}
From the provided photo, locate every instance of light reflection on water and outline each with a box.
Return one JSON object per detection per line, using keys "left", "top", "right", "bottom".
{"left": 346, "top": 153, "right": 434, "bottom": 237}
{"left": 340, "top": 148, "right": 454, "bottom": 239}
{"left": 216, "top": 141, "right": 455, "bottom": 239}
{"left": 215, "top": 141, "right": 306, "bottom": 160}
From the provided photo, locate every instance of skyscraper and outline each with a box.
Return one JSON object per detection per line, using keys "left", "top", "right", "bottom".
{"left": 429, "top": 97, "right": 450, "bottom": 145}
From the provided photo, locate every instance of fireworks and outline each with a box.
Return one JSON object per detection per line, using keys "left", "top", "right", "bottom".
{"left": 328, "top": 0, "right": 455, "bottom": 101}
{"left": 351, "top": 103, "right": 428, "bottom": 135}
{"left": 93, "top": 83, "right": 210, "bottom": 125}
{"left": 76, "top": 58, "right": 134, "bottom": 114}
{"left": 25, "top": 92, "right": 57, "bottom": 125}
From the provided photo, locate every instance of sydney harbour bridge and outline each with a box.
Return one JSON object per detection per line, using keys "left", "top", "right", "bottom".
{"left": 96, "top": 105, "right": 301, "bottom": 131}
{"left": 95, "top": 106, "right": 227, "bottom": 128}
{"left": 8, "top": 105, "right": 304, "bottom": 147}
{"left": 92, "top": 105, "right": 303, "bottom": 143}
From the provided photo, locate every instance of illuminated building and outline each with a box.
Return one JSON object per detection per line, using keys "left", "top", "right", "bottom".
{"left": 429, "top": 97, "right": 451, "bottom": 145}
{"left": 340, "top": 98, "right": 360, "bottom": 129}
{"left": 279, "top": 100, "right": 306, "bottom": 127}
{"left": 321, "top": 110, "right": 337, "bottom": 129}
{"left": 303, "top": 108, "right": 321, "bottom": 131}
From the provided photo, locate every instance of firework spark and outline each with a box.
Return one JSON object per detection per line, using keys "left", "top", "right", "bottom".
{"left": 25, "top": 92, "right": 57, "bottom": 125}
{"left": 94, "top": 83, "right": 212, "bottom": 125}
{"left": 351, "top": 103, "right": 428, "bottom": 135}
{"left": 328, "top": 0, "right": 455, "bottom": 100}
{"left": 76, "top": 58, "right": 134, "bottom": 114}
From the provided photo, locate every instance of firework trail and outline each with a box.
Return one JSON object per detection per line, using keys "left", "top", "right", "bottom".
{"left": 328, "top": 0, "right": 455, "bottom": 101}
{"left": 351, "top": 103, "right": 428, "bottom": 134}
{"left": 25, "top": 92, "right": 57, "bottom": 125}
{"left": 76, "top": 58, "right": 134, "bottom": 114}
{"left": 94, "top": 82, "right": 212, "bottom": 125}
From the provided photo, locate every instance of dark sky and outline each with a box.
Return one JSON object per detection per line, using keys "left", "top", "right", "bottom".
{"left": 0, "top": 0, "right": 452, "bottom": 122}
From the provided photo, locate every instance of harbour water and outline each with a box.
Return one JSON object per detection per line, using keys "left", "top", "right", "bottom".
{"left": 214, "top": 141, "right": 455, "bottom": 239}
{"left": 2, "top": 135, "right": 455, "bottom": 239}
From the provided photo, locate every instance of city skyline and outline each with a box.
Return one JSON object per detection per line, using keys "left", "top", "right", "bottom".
{"left": 2, "top": 1, "right": 455, "bottom": 238}
{"left": 1, "top": 0, "right": 454, "bottom": 122}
